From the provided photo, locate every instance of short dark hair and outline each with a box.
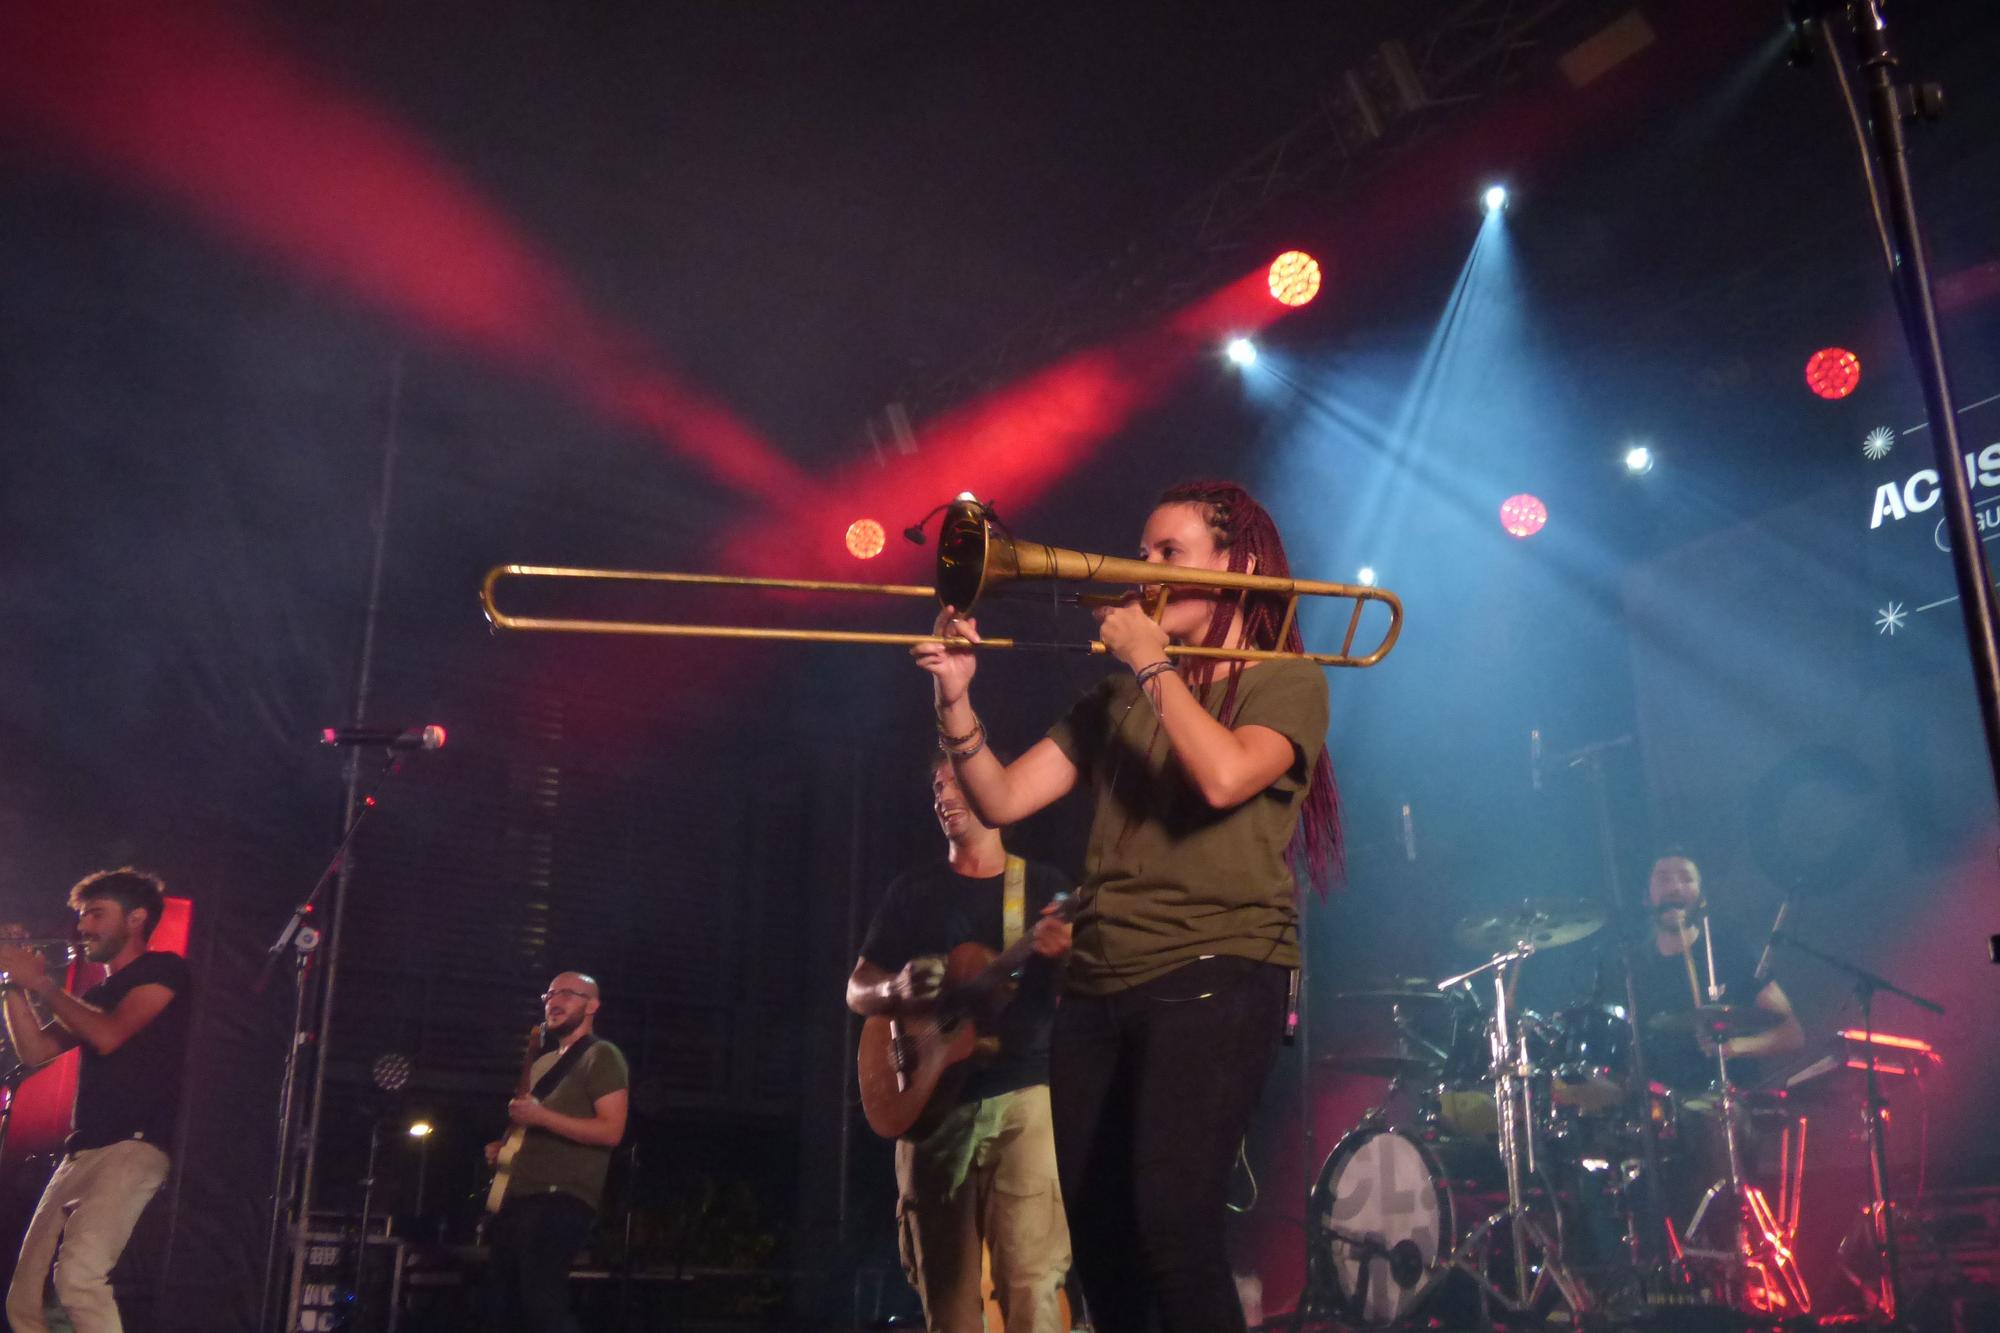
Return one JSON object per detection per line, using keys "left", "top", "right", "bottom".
{"left": 67, "top": 868, "right": 167, "bottom": 940}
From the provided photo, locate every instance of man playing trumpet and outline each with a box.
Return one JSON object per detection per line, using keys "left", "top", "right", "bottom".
{"left": 0, "top": 869, "right": 192, "bottom": 1333}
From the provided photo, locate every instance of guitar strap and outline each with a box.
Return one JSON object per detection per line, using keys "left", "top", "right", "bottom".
{"left": 530, "top": 1033, "right": 597, "bottom": 1101}
{"left": 1002, "top": 854, "right": 1026, "bottom": 949}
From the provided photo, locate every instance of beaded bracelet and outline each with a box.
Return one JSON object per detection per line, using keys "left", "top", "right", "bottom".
{"left": 936, "top": 717, "right": 983, "bottom": 748}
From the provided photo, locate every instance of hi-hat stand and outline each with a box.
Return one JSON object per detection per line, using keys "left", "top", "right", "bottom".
{"left": 1435, "top": 945, "right": 1590, "bottom": 1322}
{"left": 1676, "top": 906, "right": 1811, "bottom": 1314}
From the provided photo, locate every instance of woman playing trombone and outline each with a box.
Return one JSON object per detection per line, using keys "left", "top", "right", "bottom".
{"left": 913, "top": 479, "right": 1339, "bottom": 1333}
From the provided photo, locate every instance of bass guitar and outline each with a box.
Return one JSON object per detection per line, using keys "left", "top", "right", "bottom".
{"left": 484, "top": 1022, "right": 545, "bottom": 1214}
{"left": 857, "top": 894, "right": 1075, "bottom": 1140}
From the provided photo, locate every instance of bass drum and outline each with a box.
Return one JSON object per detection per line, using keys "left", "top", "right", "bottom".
{"left": 1308, "top": 1126, "right": 1504, "bottom": 1326}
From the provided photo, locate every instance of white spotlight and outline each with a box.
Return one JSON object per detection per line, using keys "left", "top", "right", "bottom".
{"left": 1482, "top": 184, "right": 1509, "bottom": 215}
{"left": 1356, "top": 566, "right": 1378, "bottom": 587}
{"left": 1224, "top": 337, "right": 1258, "bottom": 368}
{"left": 1624, "top": 445, "right": 1655, "bottom": 475}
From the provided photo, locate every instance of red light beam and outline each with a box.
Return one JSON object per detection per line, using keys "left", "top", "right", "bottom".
{"left": 0, "top": 0, "right": 808, "bottom": 506}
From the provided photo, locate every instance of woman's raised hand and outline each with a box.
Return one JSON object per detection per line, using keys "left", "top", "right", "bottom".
{"left": 911, "top": 605, "right": 981, "bottom": 707}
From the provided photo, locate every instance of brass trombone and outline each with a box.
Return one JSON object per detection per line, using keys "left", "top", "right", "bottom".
{"left": 480, "top": 498, "right": 1402, "bottom": 667}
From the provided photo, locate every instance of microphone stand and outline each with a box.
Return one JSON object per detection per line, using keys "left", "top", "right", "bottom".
{"left": 256, "top": 751, "right": 412, "bottom": 1333}
{"left": 1769, "top": 928, "right": 1944, "bottom": 1323}
{"left": 0, "top": 1060, "right": 30, "bottom": 1168}
{"left": 1791, "top": 0, "right": 2000, "bottom": 816}
{"left": 1562, "top": 738, "right": 1672, "bottom": 1285}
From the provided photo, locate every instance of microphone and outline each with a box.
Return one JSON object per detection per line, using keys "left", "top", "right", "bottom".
{"left": 1754, "top": 897, "right": 1792, "bottom": 984}
{"left": 320, "top": 724, "right": 447, "bottom": 752}
{"left": 1529, "top": 727, "right": 1543, "bottom": 792}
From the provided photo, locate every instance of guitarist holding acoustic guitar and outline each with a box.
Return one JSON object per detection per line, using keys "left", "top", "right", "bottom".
{"left": 847, "top": 754, "right": 1075, "bottom": 1333}
{"left": 480, "top": 971, "right": 629, "bottom": 1333}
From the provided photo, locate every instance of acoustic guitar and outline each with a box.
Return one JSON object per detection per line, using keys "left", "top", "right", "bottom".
{"left": 857, "top": 895, "right": 1075, "bottom": 1140}
{"left": 484, "top": 1022, "right": 545, "bottom": 1214}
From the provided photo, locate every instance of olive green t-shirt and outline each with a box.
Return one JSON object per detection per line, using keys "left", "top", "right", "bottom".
{"left": 1045, "top": 658, "right": 1329, "bottom": 994}
{"left": 505, "top": 1038, "right": 630, "bottom": 1211}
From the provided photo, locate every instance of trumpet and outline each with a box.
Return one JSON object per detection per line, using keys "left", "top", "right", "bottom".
{"left": 481, "top": 497, "right": 1402, "bottom": 667}
{"left": 0, "top": 939, "right": 81, "bottom": 985}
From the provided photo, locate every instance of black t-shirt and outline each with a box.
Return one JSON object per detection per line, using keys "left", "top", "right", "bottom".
{"left": 859, "top": 858, "right": 1070, "bottom": 1103}
{"left": 69, "top": 950, "right": 191, "bottom": 1153}
{"left": 1626, "top": 928, "right": 1768, "bottom": 1092}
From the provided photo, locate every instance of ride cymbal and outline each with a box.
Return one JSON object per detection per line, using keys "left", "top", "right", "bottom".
{"left": 1453, "top": 899, "right": 1605, "bottom": 953}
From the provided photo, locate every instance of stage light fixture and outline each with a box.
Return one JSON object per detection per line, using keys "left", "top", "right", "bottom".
{"left": 1225, "top": 338, "right": 1258, "bottom": 367}
{"left": 407, "top": 1121, "right": 434, "bottom": 1139}
{"left": 1499, "top": 493, "right": 1548, "bottom": 539}
{"left": 1624, "top": 445, "right": 1655, "bottom": 475}
{"left": 1482, "top": 184, "right": 1509, "bottom": 214}
{"left": 845, "top": 518, "right": 887, "bottom": 560}
{"left": 1267, "top": 251, "right": 1322, "bottom": 307}
{"left": 1805, "top": 347, "right": 1861, "bottom": 400}
{"left": 1356, "top": 567, "right": 1378, "bottom": 587}
{"left": 370, "top": 1052, "right": 412, "bottom": 1093}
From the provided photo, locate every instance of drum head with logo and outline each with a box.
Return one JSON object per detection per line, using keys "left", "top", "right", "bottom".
{"left": 1311, "top": 1127, "right": 1451, "bottom": 1325}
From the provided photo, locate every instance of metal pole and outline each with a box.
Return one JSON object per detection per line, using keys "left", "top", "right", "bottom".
{"left": 1814, "top": 3, "right": 2000, "bottom": 811}
{"left": 258, "top": 937, "right": 319, "bottom": 1330}
{"left": 285, "top": 355, "right": 405, "bottom": 1328}
{"left": 1579, "top": 755, "right": 1669, "bottom": 1268}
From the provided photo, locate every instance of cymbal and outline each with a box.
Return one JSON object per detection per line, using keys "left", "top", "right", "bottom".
{"left": 1453, "top": 899, "right": 1605, "bottom": 953}
{"left": 1648, "top": 1004, "right": 1779, "bottom": 1039}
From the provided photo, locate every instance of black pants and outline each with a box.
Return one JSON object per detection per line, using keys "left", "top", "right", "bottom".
{"left": 1050, "top": 955, "right": 1290, "bottom": 1333}
{"left": 486, "top": 1190, "right": 594, "bottom": 1333}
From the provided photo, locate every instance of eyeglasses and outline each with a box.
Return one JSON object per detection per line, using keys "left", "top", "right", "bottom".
{"left": 541, "top": 988, "right": 590, "bottom": 1004}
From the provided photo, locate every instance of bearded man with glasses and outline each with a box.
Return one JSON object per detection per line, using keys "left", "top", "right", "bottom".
{"left": 481, "top": 971, "right": 629, "bottom": 1333}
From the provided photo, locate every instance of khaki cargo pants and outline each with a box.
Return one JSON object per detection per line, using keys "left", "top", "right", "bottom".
{"left": 896, "top": 1084, "right": 1070, "bottom": 1333}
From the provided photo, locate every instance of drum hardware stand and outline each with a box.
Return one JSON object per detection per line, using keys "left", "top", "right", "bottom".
{"left": 1678, "top": 1043, "right": 1810, "bottom": 1311}
{"left": 1560, "top": 736, "right": 1676, "bottom": 1293}
{"left": 1768, "top": 928, "right": 1944, "bottom": 1324}
{"left": 1435, "top": 946, "right": 1591, "bottom": 1323}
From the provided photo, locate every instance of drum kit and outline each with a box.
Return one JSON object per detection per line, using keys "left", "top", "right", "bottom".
{"left": 1307, "top": 900, "right": 1809, "bottom": 1328}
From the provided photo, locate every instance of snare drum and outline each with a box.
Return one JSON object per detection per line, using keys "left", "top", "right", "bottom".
{"left": 1550, "top": 1002, "right": 1633, "bottom": 1114}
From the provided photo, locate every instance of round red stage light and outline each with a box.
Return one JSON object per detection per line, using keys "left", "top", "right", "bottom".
{"left": 845, "top": 518, "right": 887, "bottom": 560}
{"left": 1805, "top": 347, "right": 1861, "bottom": 400}
{"left": 1268, "top": 251, "right": 1322, "bottom": 307}
{"left": 1499, "top": 494, "right": 1548, "bottom": 539}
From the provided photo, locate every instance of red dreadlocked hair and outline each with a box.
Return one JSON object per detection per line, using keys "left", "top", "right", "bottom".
{"left": 1156, "top": 480, "right": 1343, "bottom": 893}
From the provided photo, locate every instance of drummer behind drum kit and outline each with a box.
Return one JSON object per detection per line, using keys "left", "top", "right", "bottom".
{"left": 1309, "top": 900, "right": 1808, "bottom": 1328}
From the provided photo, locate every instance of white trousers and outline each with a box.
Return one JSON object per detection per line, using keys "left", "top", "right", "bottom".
{"left": 5, "top": 1140, "right": 170, "bottom": 1333}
